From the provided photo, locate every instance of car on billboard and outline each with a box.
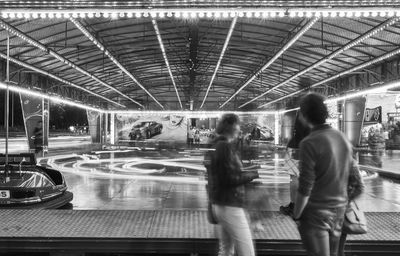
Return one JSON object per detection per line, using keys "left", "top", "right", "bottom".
{"left": 129, "top": 121, "right": 163, "bottom": 140}
{"left": 250, "top": 125, "right": 274, "bottom": 141}
{"left": 0, "top": 153, "right": 73, "bottom": 209}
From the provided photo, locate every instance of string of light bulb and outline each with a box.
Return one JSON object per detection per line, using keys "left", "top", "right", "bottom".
{"left": 69, "top": 17, "right": 163, "bottom": 109}
{"left": 240, "top": 16, "right": 400, "bottom": 109}
{"left": 0, "top": 81, "right": 104, "bottom": 112}
{"left": 2, "top": 8, "right": 400, "bottom": 20}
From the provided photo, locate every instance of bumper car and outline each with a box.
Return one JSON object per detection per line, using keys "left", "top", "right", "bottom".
{"left": 0, "top": 153, "right": 73, "bottom": 209}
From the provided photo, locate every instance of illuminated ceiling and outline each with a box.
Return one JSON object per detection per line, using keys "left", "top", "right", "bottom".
{"left": 1, "top": 0, "right": 400, "bottom": 111}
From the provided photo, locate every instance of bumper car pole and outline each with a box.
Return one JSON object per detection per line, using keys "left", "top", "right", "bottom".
{"left": 4, "top": 33, "right": 10, "bottom": 182}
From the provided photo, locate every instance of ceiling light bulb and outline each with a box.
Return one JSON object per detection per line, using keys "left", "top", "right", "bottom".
{"left": 88, "top": 12, "right": 94, "bottom": 18}
{"left": 190, "top": 12, "right": 197, "bottom": 18}
{"left": 111, "top": 12, "right": 118, "bottom": 19}
{"left": 135, "top": 12, "right": 142, "bottom": 18}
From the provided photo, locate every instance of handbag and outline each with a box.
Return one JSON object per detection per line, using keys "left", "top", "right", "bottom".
{"left": 342, "top": 200, "right": 367, "bottom": 235}
{"left": 284, "top": 150, "right": 300, "bottom": 177}
{"left": 207, "top": 201, "right": 218, "bottom": 224}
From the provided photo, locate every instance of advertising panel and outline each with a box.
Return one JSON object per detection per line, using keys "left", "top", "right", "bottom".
{"left": 364, "top": 106, "right": 382, "bottom": 124}
{"left": 116, "top": 114, "right": 187, "bottom": 142}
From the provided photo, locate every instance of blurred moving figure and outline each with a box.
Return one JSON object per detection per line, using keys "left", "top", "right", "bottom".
{"left": 280, "top": 112, "right": 311, "bottom": 216}
{"left": 205, "top": 113, "right": 259, "bottom": 256}
{"left": 293, "top": 93, "right": 353, "bottom": 256}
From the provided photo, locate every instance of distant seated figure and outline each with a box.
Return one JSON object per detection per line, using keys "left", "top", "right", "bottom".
{"left": 33, "top": 120, "right": 43, "bottom": 155}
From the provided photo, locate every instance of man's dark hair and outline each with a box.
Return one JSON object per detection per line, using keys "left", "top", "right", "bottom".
{"left": 216, "top": 113, "right": 240, "bottom": 135}
{"left": 300, "top": 93, "right": 328, "bottom": 125}
{"left": 287, "top": 111, "right": 311, "bottom": 149}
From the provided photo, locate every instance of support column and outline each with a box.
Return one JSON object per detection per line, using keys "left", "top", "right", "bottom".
{"left": 281, "top": 111, "right": 296, "bottom": 145}
{"left": 110, "top": 113, "right": 115, "bottom": 145}
{"left": 42, "top": 98, "right": 49, "bottom": 153}
{"left": 274, "top": 112, "right": 280, "bottom": 145}
{"left": 87, "top": 110, "right": 101, "bottom": 143}
{"left": 103, "top": 112, "right": 108, "bottom": 145}
{"left": 343, "top": 97, "right": 366, "bottom": 147}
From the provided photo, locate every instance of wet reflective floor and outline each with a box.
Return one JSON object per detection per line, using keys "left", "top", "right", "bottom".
{"left": 38, "top": 146, "right": 400, "bottom": 212}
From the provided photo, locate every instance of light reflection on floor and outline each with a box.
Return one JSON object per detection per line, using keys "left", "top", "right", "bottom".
{"left": 40, "top": 148, "right": 400, "bottom": 212}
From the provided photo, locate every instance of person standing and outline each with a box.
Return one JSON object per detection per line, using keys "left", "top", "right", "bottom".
{"left": 280, "top": 112, "right": 311, "bottom": 216}
{"left": 292, "top": 93, "right": 353, "bottom": 256}
{"left": 206, "top": 113, "right": 259, "bottom": 256}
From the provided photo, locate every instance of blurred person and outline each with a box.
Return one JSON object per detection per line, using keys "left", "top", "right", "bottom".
{"left": 280, "top": 112, "right": 311, "bottom": 216}
{"left": 292, "top": 93, "right": 353, "bottom": 256}
{"left": 194, "top": 129, "right": 201, "bottom": 144}
{"left": 188, "top": 127, "right": 194, "bottom": 146}
{"left": 205, "top": 113, "right": 259, "bottom": 256}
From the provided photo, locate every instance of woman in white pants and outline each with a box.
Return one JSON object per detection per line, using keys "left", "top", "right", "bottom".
{"left": 206, "top": 113, "right": 259, "bottom": 256}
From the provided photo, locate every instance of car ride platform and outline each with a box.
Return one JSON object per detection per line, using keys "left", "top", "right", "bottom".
{"left": 0, "top": 210, "right": 399, "bottom": 255}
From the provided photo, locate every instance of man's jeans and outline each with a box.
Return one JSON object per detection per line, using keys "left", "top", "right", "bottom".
{"left": 212, "top": 204, "right": 255, "bottom": 256}
{"left": 298, "top": 206, "right": 346, "bottom": 256}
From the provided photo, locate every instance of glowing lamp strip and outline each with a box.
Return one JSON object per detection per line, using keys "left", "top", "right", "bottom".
{"left": 259, "top": 46, "right": 400, "bottom": 109}
{"left": 219, "top": 16, "right": 319, "bottom": 109}
{"left": 278, "top": 79, "right": 400, "bottom": 114}
{"left": 152, "top": 19, "right": 182, "bottom": 109}
{"left": 240, "top": 17, "right": 400, "bottom": 108}
{"left": 0, "top": 52, "right": 125, "bottom": 108}
{"left": 2, "top": 7, "right": 400, "bottom": 19}
{"left": 0, "top": 19, "right": 142, "bottom": 108}
{"left": 200, "top": 16, "right": 238, "bottom": 109}
{"left": 107, "top": 110, "right": 277, "bottom": 117}
{"left": 69, "top": 17, "right": 163, "bottom": 109}
{"left": 0, "top": 81, "right": 103, "bottom": 112}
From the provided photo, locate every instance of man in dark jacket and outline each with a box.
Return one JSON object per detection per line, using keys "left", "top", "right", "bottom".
{"left": 293, "top": 93, "right": 352, "bottom": 256}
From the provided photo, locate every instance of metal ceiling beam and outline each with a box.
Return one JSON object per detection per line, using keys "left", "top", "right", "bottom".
{"left": 200, "top": 16, "right": 237, "bottom": 109}
{"left": 0, "top": 51, "right": 125, "bottom": 108}
{"left": 0, "top": 19, "right": 143, "bottom": 108}
{"left": 261, "top": 46, "right": 400, "bottom": 108}
{"left": 243, "top": 16, "right": 400, "bottom": 109}
{"left": 219, "top": 16, "right": 319, "bottom": 109}
{"left": 151, "top": 18, "right": 183, "bottom": 109}
{"left": 69, "top": 17, "right": 164, "bottom": 109}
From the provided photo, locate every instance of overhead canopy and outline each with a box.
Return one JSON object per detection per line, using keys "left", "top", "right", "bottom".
{"left": 0, "top": 0, "right": 400, "bottom": 111}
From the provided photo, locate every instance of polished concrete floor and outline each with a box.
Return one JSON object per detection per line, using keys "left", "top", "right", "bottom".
{"left": 37, "top": 145, "right": 400, "bottom": 212}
